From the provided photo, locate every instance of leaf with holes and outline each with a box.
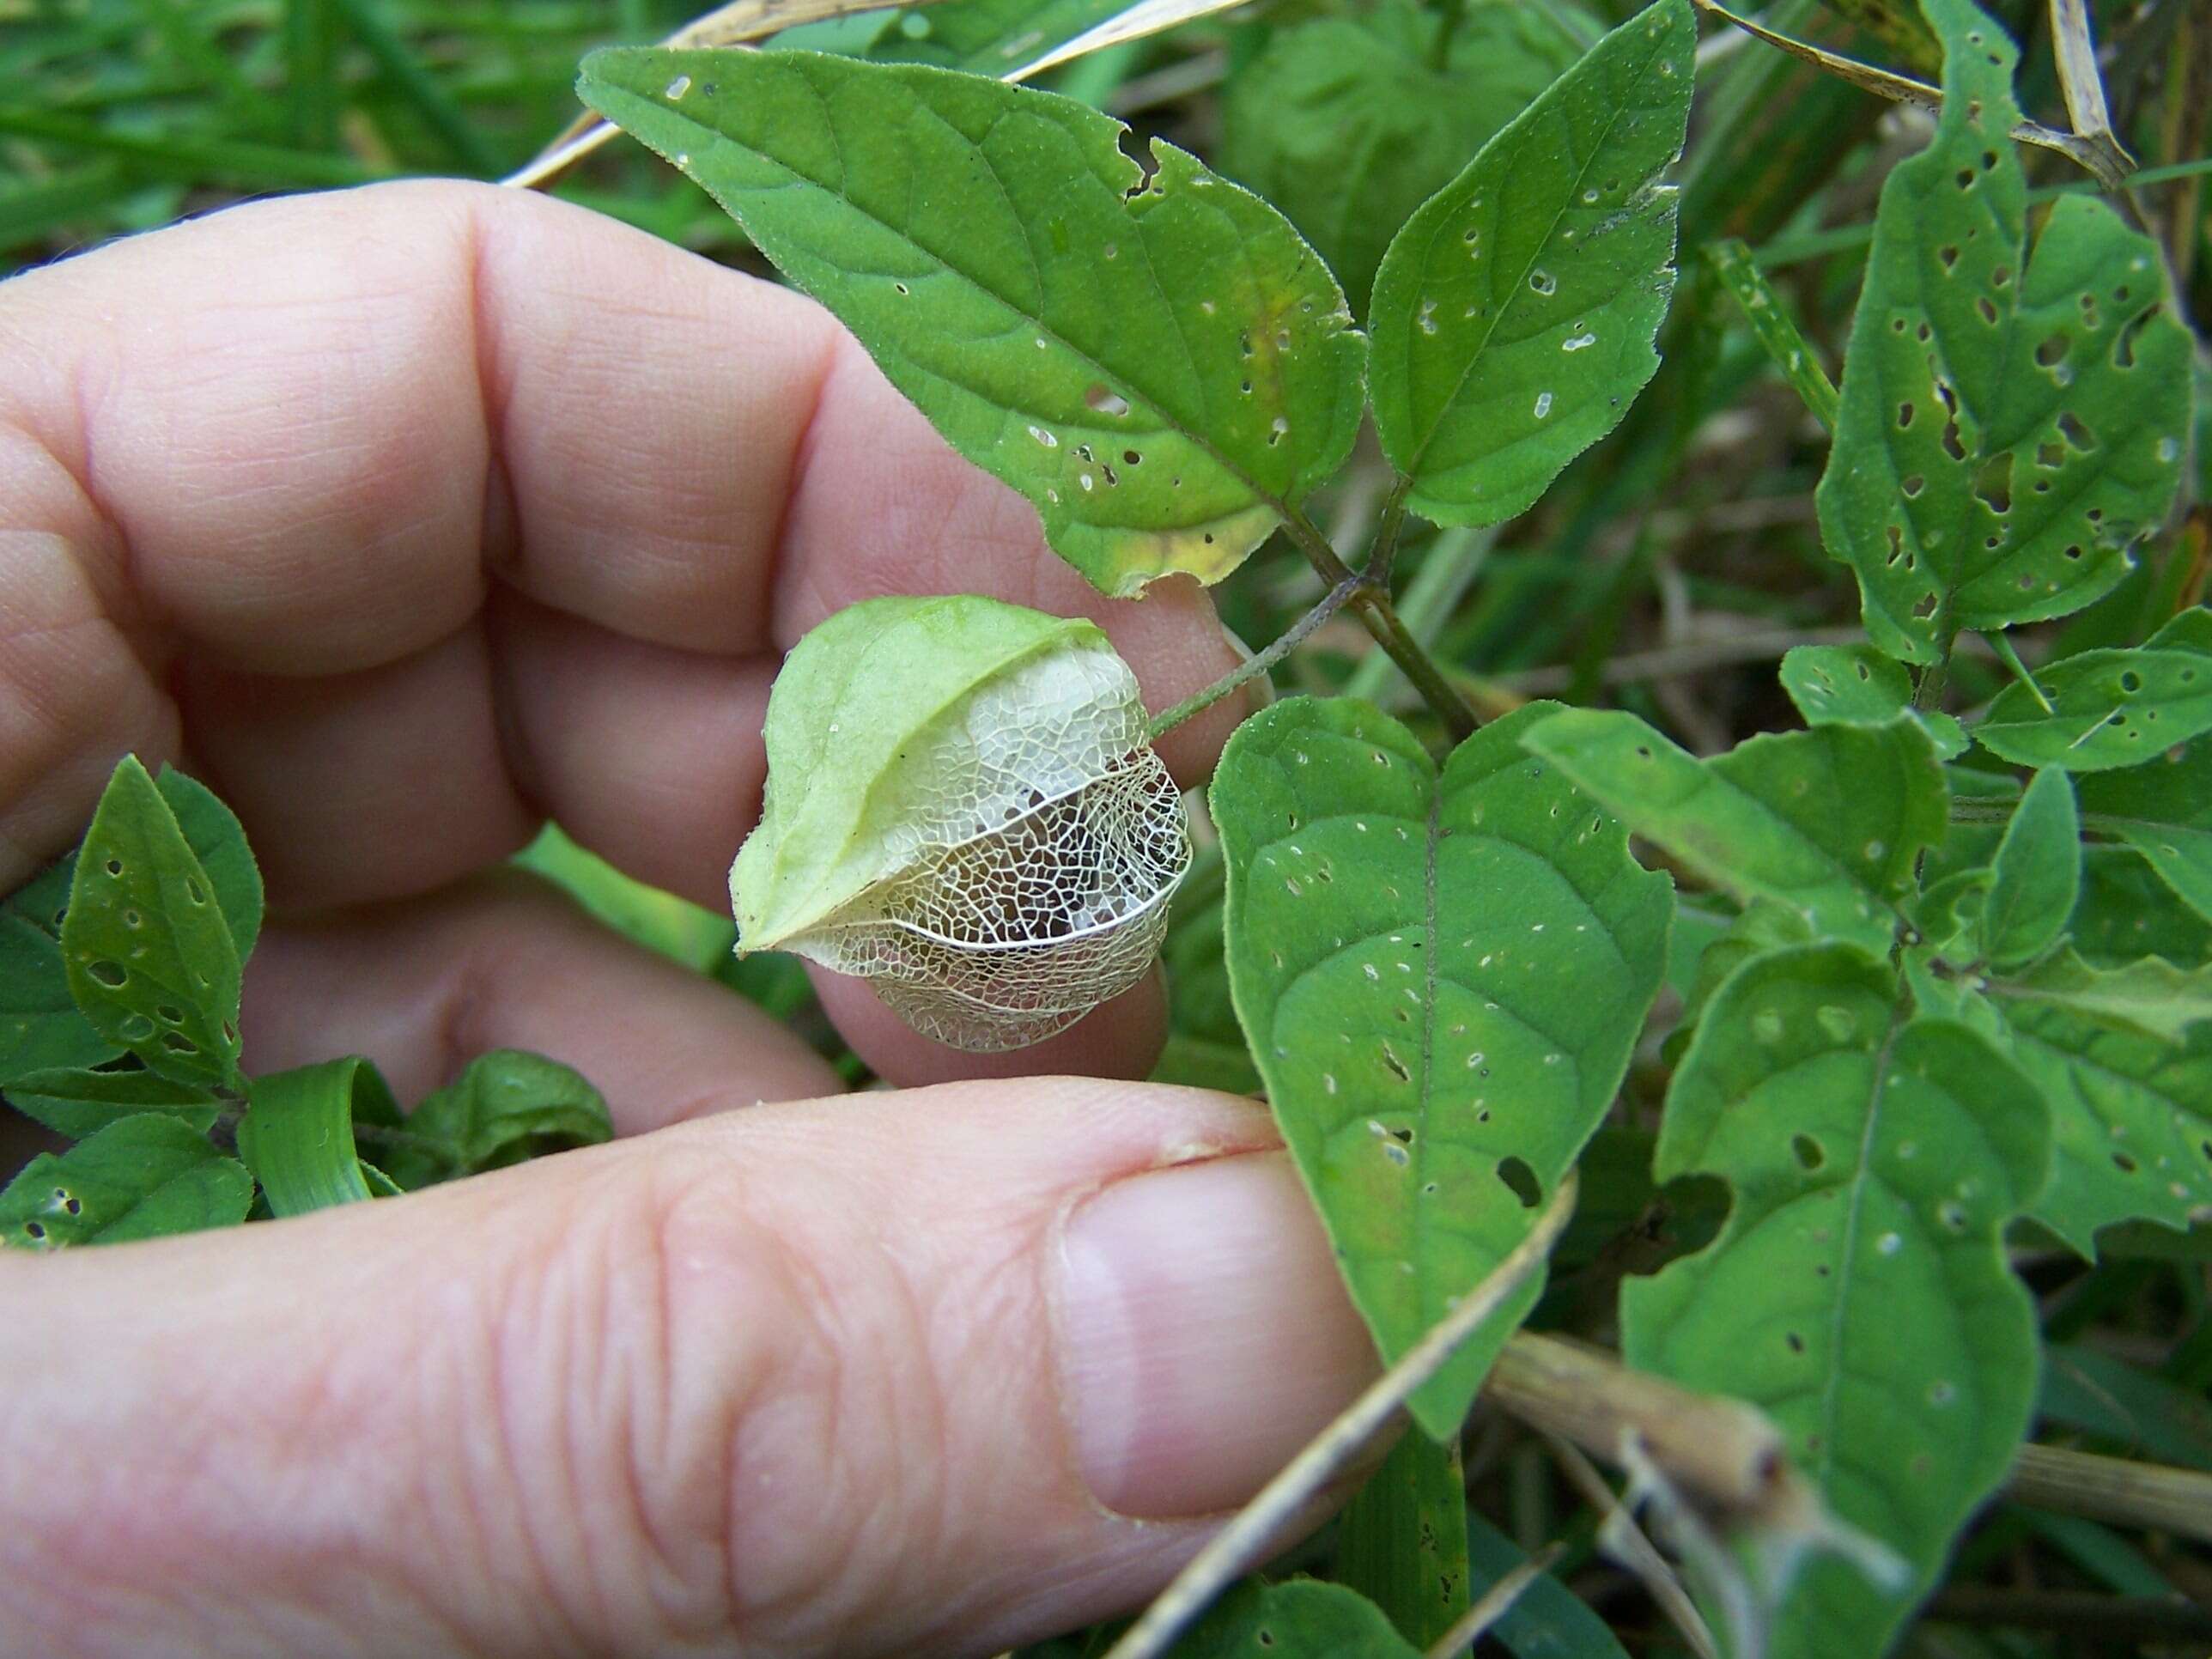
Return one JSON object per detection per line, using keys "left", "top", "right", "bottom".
{"left": 374, "top": 1049, "right": 611, "bottom": 1190}
{"left": 1981, "top": 767, "right": 2080, "bottom": 967}
{"left": 0, "top": 854, "right": 119, "bottom": 1084}
{"left": 1996, "top": 1000, "right": 2212, "bottom": 1254}
{"left": 1779, "top": 642, "right": 1967, "bottom": 757}
{"left": 578, "top": 48, "right": 1364, "bottom": 597}
{"left": 3, "top": 1066, "right": 221, "bottom": 1141}
{"left": 1521, "top": 709, "right": 1946, "bottom": 956}
{"left": 1985, "top": 948, "right": 2212, "bottom": 1046}
{"left": 154, "top": 767, "right": 264, "bottom": 960}
{"left": 1170, "top": 1578, "right": 1417, "bottom": 1658}
{"left": 1814, "top": 0, "right": 2191, "bottom": 661}
{"left": 1214, "top": 699, "right": 1670, "bottom": 1437}
{"left": 0, "top": 1114, "right": 253, "bottom": 1250}
{"left": 1367, "top": 0, "right": 1692, "bottom": 526}
{"left": 2077, "top": 729, "right": 2212, "bottom": 925}
{"left": 239, "top": 1056, "right": 405, "bottom": 1216}
{"left": 1620, "top": 944, "right": 2049, "bottom": 1659}
{"left": 59, "top": 757, "right": 242, "bottom": 1090}
{"left": 1218, "top": 0, "right": 1585, "bottom": 318}
{"left": 1976, "top": 610, "right": 2212, "bottom": 772}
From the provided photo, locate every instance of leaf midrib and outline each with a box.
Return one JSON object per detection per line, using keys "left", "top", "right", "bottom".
{"left": 1813, "top": 1000, "right": 1909, "bottom": 1497}
{"left": 1398, "top": 27, "right": 1668, "bottom": 480}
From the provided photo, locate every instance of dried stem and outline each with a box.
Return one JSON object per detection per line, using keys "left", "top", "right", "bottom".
{"left": 1420, "top": 1541, "right": 1564, "bottom": 1659}
{"left": 1484, "top": 1334, "right": 1790, "bottom": 1523}
{"left": 1101, "top": 1174, "right": 1577, "bottom": 1659}
{"left": 1542, "top": 1432, "right": 1721, "bottom": 1659}
{"left": 2008, "top": 1443, "right": 2212, "bottom": 1545}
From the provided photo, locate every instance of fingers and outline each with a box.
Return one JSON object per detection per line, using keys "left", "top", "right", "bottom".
{"left": 0, "top": 179, "right": 1246, "bottom": 912}
{"left": 0, "top": 1084, "right": 1377, "bottom": 1658}
{"left": 808, "top": 961, "right": 1170, "bottom": 1088}
{"left": 241, "top": 871, "right": 839, "bottom": 1130}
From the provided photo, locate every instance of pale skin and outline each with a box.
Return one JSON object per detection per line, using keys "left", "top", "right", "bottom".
{"left": 0, "top": 181, "right": 1378, "bottom": 1657}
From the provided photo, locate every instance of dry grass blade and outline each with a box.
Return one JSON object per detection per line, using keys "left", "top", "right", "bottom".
{"left": 504, "top": 0, "right": 951, "bottom": 190}
{"left": 1545, "top": 1432, "right": 1723, "bottom": 1659}
{"left": 1005, "top": 0, "right": 1250, "bottom": 84}
{"left": 1690, "top": 0, "right": 2130, "bottom": 187}
{"left": 1420, "top": 1541, "right": 1565, "bottom": 1659}
{"left": 2045, "top": 0, "right": 2134, "bottom": 177}
{"left": 1099, "top": 1172, "right": 1580, "bottom": 1659}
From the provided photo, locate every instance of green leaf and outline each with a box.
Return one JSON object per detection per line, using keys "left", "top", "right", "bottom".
{"left": 3, "top": 1066, "right": 220, "bottom": 1140}
{"left": 2078, "top": 728, "right": 2212, "bottom": 925}
{"left": 1213, "top": 699, "right": 1670, "bottom": 1437}
{"left": 0, "top": 854, "right": 120, "bottom": 1084}
{"left": 577, "top": 47, "right": 1364, "bottom": 597}
{"left": 1705, "top": 237, "right": 1839, "bottom": 431}
{"left": 0, "top": 1114, "right": 252, "bottom": 1250}
{"left": 1620, "top": 944, "right": 2049, "bottom": 1659}
{"left": 1463, "top": 1514, "right": 1633, "bottom": 1659}
{"left": 1814, "top": 0, "right": 2191, "bottom": 661}
{"left": 1982, "top": 767, "right": 2080, "bottom": 966}
{"left": 386, "top": 1049, "right": 611, "bottom": 1189}
{"left": 60, "top": 757, "right": 243, "bottom": 1089}
{"left": 2071, "top": 846, "right": 2212, "bottom": 967}
{"left": 729, "top": 596, "right": 1188, "bottom": 1052}
{"left": 238, "top": 1056, "right": 403, "bottom": 1217}
{"left": 1975, "top": 610, "right": 2212, "bottom": 771}
{"left": 1778, "top": 642, "right": 1967, "bottom": 757}
{"left": 1522, "top": 710, "right": 1946, "bottom": 955}
{"left": 1218, "top": 0, "right": 1584, "bottom": 317}
{"left": 1167, "top": 1579, "right": 1417, "bottom": 1659}
{"left": 153, "top": 767, "right": 264, "bottom": 960}
{"left": 1367, "top": 0, "right": 1692, "bottom": 526}
{"left": 1998, "top": 1002, "right": 2212, "bottom": 1253}
{"left": 1987, "top": 948, "right": 2212, "bottom": 1045}
{"left": 1338, "top": 1431, "right": 1470, "bottom": 1647}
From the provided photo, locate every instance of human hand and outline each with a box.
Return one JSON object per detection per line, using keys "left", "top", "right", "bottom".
{"left": 0, "top": 181, "right": 1375, "bottom": 1658}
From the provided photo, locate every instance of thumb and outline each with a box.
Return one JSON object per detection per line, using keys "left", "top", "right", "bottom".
{"left": 0, "top": 1081, "right": 1376, "bottom": 1659}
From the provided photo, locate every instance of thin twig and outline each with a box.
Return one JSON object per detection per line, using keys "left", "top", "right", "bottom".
{"left": 1421, "top": 1541, "right": 1565, "bottom": 1659}
{"left": 1690, "top": 0, "right": 2130, "bottom": 186}
{"left": 1101, "top": 1174, "right": 1579, "bottom": 1659}
{"left": 1146, "top": 572, "right": 1361, "bottom": 739}
{"left": 1543, "top": 1433, "right": 1722, "bottom": 1659}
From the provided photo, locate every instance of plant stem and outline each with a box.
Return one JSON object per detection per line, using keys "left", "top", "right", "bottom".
{"left": 1428, "top": 0, "right": 1465, "bottom": 72}
{"left": 1146, "top": 571, "right": 1362, "bottom": 740}
{"left": 1342, "top": 526, "right": 1494, "bottom": 705}
{"left": 2008, "top": 1443, "right": 2212, "bottom": 1544}
{"left": 1364, "top": 478, "right": 1416, "bottom": 588}
{"left": 1280, "top": 512, "right": 1481, "bottom": 743}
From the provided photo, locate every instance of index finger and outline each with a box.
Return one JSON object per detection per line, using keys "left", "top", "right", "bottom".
{"left": 0, "top": 179, "right": 1248, "bottom": 909}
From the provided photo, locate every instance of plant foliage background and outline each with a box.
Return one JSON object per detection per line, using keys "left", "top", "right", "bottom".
{"left": 4, "top": 0, "right": 2211, "bottom": 1654}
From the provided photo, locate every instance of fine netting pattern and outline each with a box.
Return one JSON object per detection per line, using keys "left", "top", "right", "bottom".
{"left": 781, "top": 641, "right": 1191, "bottom": 1052}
